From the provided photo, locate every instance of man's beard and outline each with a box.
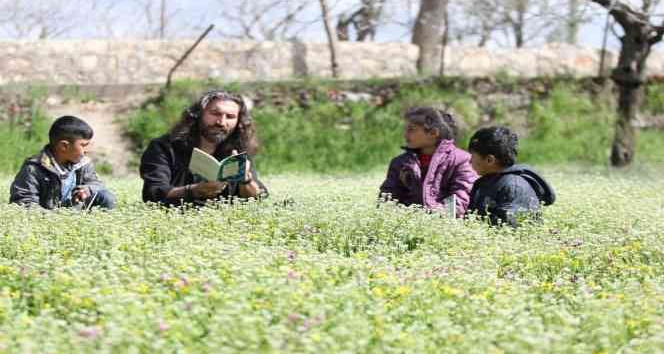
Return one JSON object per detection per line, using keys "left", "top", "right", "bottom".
{"left": 200, "top": 125, "right": 230, "bottom": 145}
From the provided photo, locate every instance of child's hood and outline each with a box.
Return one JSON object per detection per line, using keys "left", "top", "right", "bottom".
{"left": 499, "top": 164, "right": 556, "bottom": 206}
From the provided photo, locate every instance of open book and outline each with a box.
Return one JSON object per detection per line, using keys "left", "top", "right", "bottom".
{"left": 188, "top": 148, "right": 248, "bottom": 182}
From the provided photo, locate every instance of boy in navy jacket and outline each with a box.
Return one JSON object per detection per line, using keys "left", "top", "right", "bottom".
{"left": 467, "top": 127, "right": 555, "bottom": 227}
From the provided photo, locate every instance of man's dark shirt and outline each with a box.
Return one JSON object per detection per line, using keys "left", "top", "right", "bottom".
{"left": 140, "top": 134, "right": 268, "bottom": 206}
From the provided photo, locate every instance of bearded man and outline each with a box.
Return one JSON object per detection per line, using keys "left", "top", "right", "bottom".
{"left": 140, "top": 89, "right": 268, "bottom": 206}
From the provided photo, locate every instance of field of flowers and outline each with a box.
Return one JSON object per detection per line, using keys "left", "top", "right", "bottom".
{"left": 1, "top": 166, "right": 664, "bottom": 353}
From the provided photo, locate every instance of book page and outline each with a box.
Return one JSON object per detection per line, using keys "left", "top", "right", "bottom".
{"left": 220, "top": 159, "right": 240, "bottom": 178}
{"left": 218, "top": 153, "right": 247, "bottom": 182}
{"left": 189, "top": 148, "right": 221, "bottom": 181}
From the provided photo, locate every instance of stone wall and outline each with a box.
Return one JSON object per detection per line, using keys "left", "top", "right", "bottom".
{"left": 3, "top": 40, "right": 664, "bottom": 86}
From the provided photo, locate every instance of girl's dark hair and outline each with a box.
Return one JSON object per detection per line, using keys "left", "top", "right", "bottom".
{"left": 49, "top": 115, "right": 93, "bottom": 145}
{"left": 403, "top": 106, "right": 457, "bottom": 141}
{"left": 170, "top": 89, "right": 258, "bottom": 156}
{"left": 468, "top": 126, "right": 518, "bottom": 167}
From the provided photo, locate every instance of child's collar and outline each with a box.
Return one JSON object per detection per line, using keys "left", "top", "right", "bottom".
{"left": 43, "top": 148, "right": 90, "bottom": 176}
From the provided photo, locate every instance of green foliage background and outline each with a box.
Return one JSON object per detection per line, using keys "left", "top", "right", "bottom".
{"left": 0, "top": 88, "right": 51, "bottom": 175}
{"left": 2, "top": 78, "right": 664, "bottom": 175}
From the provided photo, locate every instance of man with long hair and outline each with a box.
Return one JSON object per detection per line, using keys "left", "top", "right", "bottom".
{"left": 140, "top": 89, "right": 268, "bottom": 206}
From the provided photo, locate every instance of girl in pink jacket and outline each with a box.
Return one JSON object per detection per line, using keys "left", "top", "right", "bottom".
{"left": 379, "top": 107, "right": 478, "bottom": 217}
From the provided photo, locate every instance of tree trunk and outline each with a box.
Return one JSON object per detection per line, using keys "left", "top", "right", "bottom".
{"left": 412, "top": 0, "right": 447, "bottom": 75}
{"left": 319, "top": 0, "right": 340, "bottom": 78}
{"left": 439, "top": 3, "right": 449, "bottom": 76}
{"left": 610, "top": 30, "right": 650, "bottom": 166}
{"left": 514, "top": 25, "right": 524, "bottom": 48}
{"left": 513, "top": 0, "right": 526, "bottom": 48}
{"left": 478, "top": 22, "right": 491, "bottom": 47}
{"left": 566, "top": 0, "right": 579, "bottom": 44}
{"left": 336, "top": 14, "right": 350, "bottom": 41}
{"left": 159, "top": 0, "right": 166, "bottom": 39}
{"left": 612, "top": 84, "right": 639, "bottom": 166}
{"left": 589, "top": 0, "right": 664, "bottom": 167}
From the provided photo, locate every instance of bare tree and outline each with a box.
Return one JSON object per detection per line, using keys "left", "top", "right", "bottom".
{"left": 499, "top": 0, "right": 563, "bottom": 47}
{"left": 412, "top": 0, "right": 448, "bottom": 75}
{"left": 545, "top": 0, "right": 597, "bottom": 45}
{"left": 567, "top": 0, "right": 582, "bottom": 43}
{"left": 440, "top": 1, "right": 450, "bottom": 76}
{"left": 450, "top": 0, "right": 504, "bottom": 46}
{"left": 0, "top": 0, "right": 96, "bottom": 39}
{"left": 444, "top": 0, "right": 593, "bottom": 47}
{"left": 379, "top": 0, "right": 421, "bottom": 40}
{"left": 216, "top": 0, "right": 316, "bottom": 40}
{"left": 336, "top": 0, "right": 387, "bottom": 41}
{"left": 88, "top": 1, "right": 125, "bottom": 38}
{"left": 319, "top": 0, "right": 340, "bottom": 78}
{"left": 160, "top": 0, "right": 167, "bottom": 39}
{"left": 504, "top": 0, "right": 528, "bottom": 47}
{"left": 130, "top": 0, "right": 181, "bottom": 39}
{"left": 589, "top": 0, "right": 664, "bottom": 166}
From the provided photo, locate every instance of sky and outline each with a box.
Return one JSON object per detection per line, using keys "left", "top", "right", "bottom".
{"left": 1, "top": 0, "right": 660, "bottom": 52}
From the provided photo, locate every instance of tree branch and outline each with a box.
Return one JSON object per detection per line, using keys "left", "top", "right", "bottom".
{"left": 589, "top": 0, "right": 649, "bottom": 29}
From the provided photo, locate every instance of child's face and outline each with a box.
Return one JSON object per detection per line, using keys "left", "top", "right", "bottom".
{"left": 58, "top": 138, "right": 90, "bottom": 164}
{"left": 404, "top": 122, "right": 438, "bottom": 151}
{"left": 470, "top": 152, "right": 499, "bottom": 176}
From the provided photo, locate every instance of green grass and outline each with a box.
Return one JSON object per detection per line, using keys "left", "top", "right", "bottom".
{"left": 644, "top": 82, "right": 664, "bottom": 114}
{"left": 1, "top": 166, "right": 664, "bottom": 352}
{"left": 0, "top": 106, "right": 50, "bottom": 175}
{"left": 518, "top": 85, "right": 616, "bottom": 164}
{"left": 637, "top": 130, "right": 664, "bottom": 164}
{"left": 0, "top": 86, "right": 53, "bottom": 174}
{"left": 254, "top": 103, "right": 403, "bottom": 173}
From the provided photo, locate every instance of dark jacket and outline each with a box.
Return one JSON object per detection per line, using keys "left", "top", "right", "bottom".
{"left": 10, "top": 146, "right": 107, "bottom": 209}
{"left": 467, "top": 164, "right": 555, "bottom": 227}
{"left": 379, "top": 140, "right": 478, "bottom": 217}
{"left": 140, "top": 134, "right": 268, "bottom": 206}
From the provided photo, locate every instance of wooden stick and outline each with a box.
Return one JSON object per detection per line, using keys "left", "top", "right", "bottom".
{"left": 165, "top": 24, "right": 215, "bottom": 90}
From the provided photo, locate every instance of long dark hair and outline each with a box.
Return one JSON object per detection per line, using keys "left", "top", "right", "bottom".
{"left": 170, "top": 89, "right": 259, "bottom": 156}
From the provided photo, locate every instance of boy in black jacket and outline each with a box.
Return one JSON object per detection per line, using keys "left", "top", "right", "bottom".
{"left": 10, "top": 115, "right": 116, "bottom": 210}
{"left": 467, "top": 127, "right": 555, "bottom": 227}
